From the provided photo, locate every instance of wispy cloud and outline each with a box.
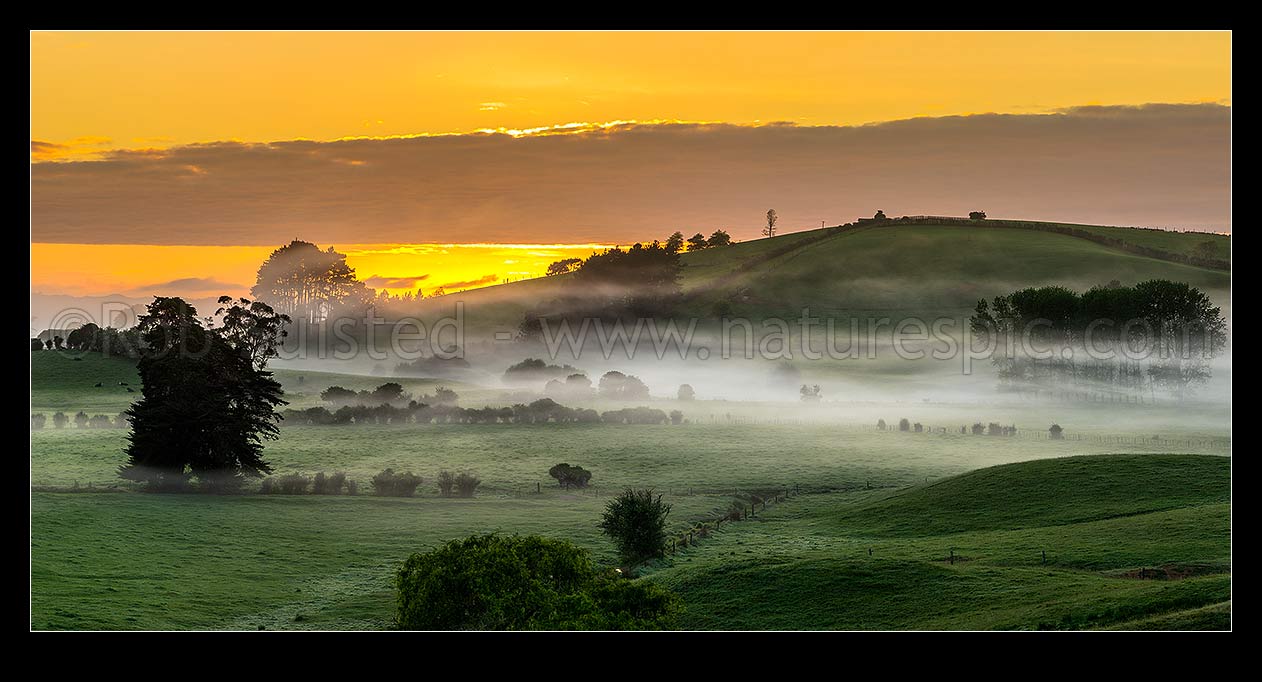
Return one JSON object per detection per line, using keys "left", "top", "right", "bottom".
{"left": 434, "top": 274, "right": 499, "bottom": 291}
{"left": 31, "top": 104, "right": 1232, "bottom": 244}
{"left": 363, "top": 274, "right": 430, "bottom": 289}
{"left": 126, "top": 276, "right": 245, "bottom": 296}
{"left": 479, "top": 102, "right": 507, "bottom": 111}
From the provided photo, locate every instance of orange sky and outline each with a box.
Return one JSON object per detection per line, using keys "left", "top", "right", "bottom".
{"left": 29, "top": 31, "right": 1232, "bottom": 298}
{"left": 31, "top": 31, "right": 1230, "bottom": 156}
{"left": 30, "top": 243, "right": 611, "bottom": 297}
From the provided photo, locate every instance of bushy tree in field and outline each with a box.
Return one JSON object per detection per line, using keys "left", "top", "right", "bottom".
{"left": 877, "top": 418, "right": 886, "bottom": 431}
{"left": 31, "top": 413, "right": 46, "bottom": 430}
{"left": 118, "top": 296, "right": 288, "bottom": 492}
{"left": 52, "top": 412, "right": 69, "bottom": 429}
{"left": 600, "top": 488, "right": 672, "bottom": 565}
{"left": 664, "top": 231, "right": 685, "bottom": 254}
{"left": 321, "top": 385, "right": 358, "bottom": 404}
{"left": 393, "top": 534, "right": 677, "bottom": 630}
{"left": 598, "top": 371, "right": 650, "bottom": 400}
{"left": 686, "top": 233, "right": 709, "bottom": 251}
{"left": 898, "top": 418, "right": 910, "bottom": 432}
{"left": 74, "top": 411, "right": 89, "bottom": 428}
{"left": 1049, "top": 424, "right": 1064, "bottom": 440}
{"left": 549, "top": 463, "right": 593, "bottom": 489}
{"left": 677, "top": 384, "right": 695, "bottom": 401}
{"left": 669, "top": 409, "right": 683, "bottom": 425}
{"left": 31, "top": 338, "right": 43, "bottom": 352}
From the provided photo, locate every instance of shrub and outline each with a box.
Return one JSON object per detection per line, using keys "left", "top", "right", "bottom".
{"left": 898, "top": 418, "right": 910, "bottom": 432}
{"left": 913, "top": 422, "right": 923, "bottom": 433}
{"left": 276, "top": 473, "right": 311, "bottom": 495}
{"left": 599, "top": 488, "right": 672, "bottom": 565}
{"left": 393, "top": 534, "right": 677, "bottom": 630}
{"left": 436, "top": 470, "right": 455, "bottom": 497}
{"left": 372, "top": 468, "right": 423, "bottom": 497}
{"left": 454, "top": 472, "right": 481, "bottom": 498}
{"left": 972, "top": 422, "right": 986, "bottom": 435}
{"left": 877, "top": 418, "right": 886, "bottom": 431}
{"left": 74, "top": 411, "right": 90, "bottom": 428}
{"left": 89, "top": 414, "right": 113, "bottom": 429}
{"left": 312, "top": 472, "right": 329, "bottom": 494}
{"left": 31, "top": 413, "right": 46, "bottom": 429}
{"left": 1049, "top": 424, "right": 1065, "bottom": 440}
{"left": 548, "top": 463, "right": 592, "bottom": 489}
{"left": 669, "top": 410, "right": 683, "bottom": 425}
{"left": 52, "top": 412, "right": 69, "bottom": 429}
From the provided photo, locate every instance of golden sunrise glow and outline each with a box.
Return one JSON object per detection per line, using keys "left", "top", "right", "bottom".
{"left": 30, "top": 243, "right": 614, "bottom": 298}
{"left": 32, "top": 31, "right": 1230, "bottom": 156}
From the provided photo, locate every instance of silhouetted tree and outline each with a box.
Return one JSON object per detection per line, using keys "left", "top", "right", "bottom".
{"left": 677, "top": 384, "right": 695, "bottom": 401}
{"left": 707, "top": 229, "right": 732, "bottom": 246}
{"left": 1049, "top": 424, "right": 1064, "bottom": 440}
{"left": 546, "top": 258, "right": 583, "bottom": 276}
{"left": 119, "top": 296, "right": 287, "bottom": 491}
{"left": 600, "top": 488, "right": 672, "bottom": 565}
{"left": 52, "top": 335, "right": 64, "bottom": 350}
{"left": 898, "top": 418, "right": 910, "bottom": 432}
{"left": 598, "top": 371, "right": 650, "bottom": 400}
{"left": 763, "top": 209, "right": 778, "bottom": 238}
{"left": 251, "top": 240, "right": 368, "bottom": 323}
{"left": 321, "top": 386, "right": 358, "bottom": 404}
{"left": 66, "top": 323, "right": 100, "bottom": 350}
{"left": 969, "top": 211, "right": 987, "bottom": 220}
{"left": 686, "top": 233, "right": 709, "bottom": 251}
{"left": 664, "top": 231, "right": 685, "bottom": 254}
{"left": 31, "top": 338, "right": 43, "bottom": 352}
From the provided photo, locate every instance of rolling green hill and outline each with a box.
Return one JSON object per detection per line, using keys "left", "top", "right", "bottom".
{"left": 399, "top": 221, "right": 1230, "bottom": 333}
{"left": 645, "top": 454, "right": 1230, "bottom": 630}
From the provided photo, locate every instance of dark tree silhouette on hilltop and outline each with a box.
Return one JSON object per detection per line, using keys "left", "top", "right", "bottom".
{"left": 763, "top": 209, "right": 778, "bottom": 238}
{"left": 251, "top": 240, "right": 368, "bottom": 323}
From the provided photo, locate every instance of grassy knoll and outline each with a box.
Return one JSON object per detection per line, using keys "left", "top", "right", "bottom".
{"left": 644, "top": 454, "right": 1230, "bottom": 630}
{"left": 686, "top": 225, "right": 1231, "bottom": 320}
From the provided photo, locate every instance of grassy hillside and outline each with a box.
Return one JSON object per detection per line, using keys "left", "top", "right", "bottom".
{"left": 684, "top": 225, "right": 1231, "bottom": 319}
{"left": 379, "top": 222, "right": 1231, "bottom": 335}
{"left": 645, "top": 454, "right": 1230, "bottom": 630}
{"left": 828, "top": 454, "right": 1230, "bottom": 536}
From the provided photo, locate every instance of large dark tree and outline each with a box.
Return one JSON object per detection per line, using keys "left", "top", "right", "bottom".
{"left": 119, "top": 296, "right": 288, "bottom": 491}
{"left": 251, "top": 240, "right": 368, "bottom": 323}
